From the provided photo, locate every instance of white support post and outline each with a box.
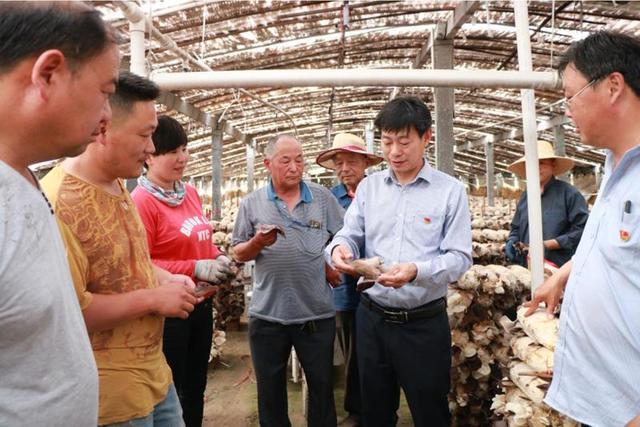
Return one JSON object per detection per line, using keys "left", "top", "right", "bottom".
{"left": 126, "top": 11, "right": 147, "bottom": 192}
{"left": 514, "top": 2, "right": 545, "bottom": 293}
{"left": 129, "top": 16, "right": 146, "bottom": 76}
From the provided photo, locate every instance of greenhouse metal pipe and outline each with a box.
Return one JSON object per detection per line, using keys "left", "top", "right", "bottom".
{"left": 129, "top": 17, "right": 146, "bottom": 76}
{"left": 514, "top": 1, "right": 545, "bottom": 293}
{"left": 151, "top": 69, "right": 560, "bottom": 90}
{"left": 115, "top": 1, "right": 298, "bottom": 136}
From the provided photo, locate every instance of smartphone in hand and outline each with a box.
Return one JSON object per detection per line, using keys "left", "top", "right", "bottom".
{"left": 195, "top": 281, "right": 219, "bottom": 297}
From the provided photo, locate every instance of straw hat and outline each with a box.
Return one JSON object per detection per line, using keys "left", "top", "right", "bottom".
{"left": 315, "top": 133, "right": 384, "bottom": 170}
{"left": 507, "top": 141, "right": 575, "bottom": 178}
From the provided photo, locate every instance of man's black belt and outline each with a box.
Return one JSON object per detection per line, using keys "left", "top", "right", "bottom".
{"left": 360, "top": 294, "right": 446, "bottom": 324}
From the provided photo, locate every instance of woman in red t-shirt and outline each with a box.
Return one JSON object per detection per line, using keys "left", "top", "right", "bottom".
{"left": 132, "top": 115, "right": 232, "bottom": 427}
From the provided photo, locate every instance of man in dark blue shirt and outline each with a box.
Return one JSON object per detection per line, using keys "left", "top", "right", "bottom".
{"left": 316, "top": 133, "right": 382, "bottom": 426}
{"left": 506, "top": 141, "right": 589, "bottom": 267}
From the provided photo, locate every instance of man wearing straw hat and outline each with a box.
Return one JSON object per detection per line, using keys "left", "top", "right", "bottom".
{"left": 316, "top": 133, "right": 383, "bottom": 426}
{"left": 505, "top": 140, "right": 589, "bottom": 268}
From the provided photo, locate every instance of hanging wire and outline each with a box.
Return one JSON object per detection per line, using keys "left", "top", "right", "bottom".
{"left": 143, "top": 0, "right": 153, "bottom": 74}
{"left": 217, "top": 89, "right": 241, "bottom": 125}
{"left": 200, "top": 5, "right": 207, "bottom": 60}
{"left": 550, "top": 0, "right": 556, "bottom": 68}
{"left": 235, "top": 91, "right": 249, "bottom": 134}
{"left": 485, "top": 0, "right": 490, "bottom": 24}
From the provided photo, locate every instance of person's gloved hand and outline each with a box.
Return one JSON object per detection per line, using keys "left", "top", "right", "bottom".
{"left": 215, "top": 255, "right": 236, "bottom": 280}
{"left": 194, "top": 257, "right": 233, "bottom": 284}
{"left": 505, "top": 240, "right": 517, "bottom": 262}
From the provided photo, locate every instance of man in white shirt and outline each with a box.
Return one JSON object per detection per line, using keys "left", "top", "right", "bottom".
{"left": 526, "top": 30, "right": 640, "bottom": 427}
{"left": 0, "top": 3, "right": 119, "bottom": 425}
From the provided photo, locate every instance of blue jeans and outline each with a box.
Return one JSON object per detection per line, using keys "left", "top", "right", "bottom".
{"left": 101, "top": 384, "right": 184, "bottom": 427}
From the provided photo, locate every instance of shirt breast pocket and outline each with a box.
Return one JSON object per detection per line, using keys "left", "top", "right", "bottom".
{"left": 618, "top": 211, "right": 640, "bottom": 249}
{"left": 602, "top": 209, "right": 640, "bottom": 264}
{"left": 410, "top": 210, "right": 444, "bottom": 248}
{"left": 297, "top": 227, "right": 327, "bottom": 255}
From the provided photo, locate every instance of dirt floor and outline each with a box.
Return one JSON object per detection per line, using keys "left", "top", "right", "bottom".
{"left": 202, "top": 326, "right": 413, "bottom": 426}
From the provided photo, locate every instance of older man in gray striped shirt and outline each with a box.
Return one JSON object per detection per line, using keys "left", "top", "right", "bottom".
{"left": 233, "top": 134, "right": 344, "bottom": 427}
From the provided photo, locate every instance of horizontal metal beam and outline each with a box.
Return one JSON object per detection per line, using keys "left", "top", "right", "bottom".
{"left": 158, "top": 91, "right": 253, "bottom": 145}
{"left": 152, "top": 69, "right": 561, "bottom": 90}
{"left": 443, "top": 1, "right": 481, "bottom": 40}
{"left": 115, "top": 0, "right": 298, "bottom": 137}
{"left": 455, "top": 115, "right": 569, "bottom": 152}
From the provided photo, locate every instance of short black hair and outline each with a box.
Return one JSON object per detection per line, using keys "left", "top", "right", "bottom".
{"left": 0, "top": 1, "right": 116, "bottom": 73}
{"left": 558, "top": 31, "right": 640, "bottom": 97}
{"left": 151, "top": 116, "right": 188, "bottom": 156}
{"left": 374, "top": 96, "right": 432, "bottom": 137}
{"left": 110, "top": 71, "right": 160, "bottom": 116}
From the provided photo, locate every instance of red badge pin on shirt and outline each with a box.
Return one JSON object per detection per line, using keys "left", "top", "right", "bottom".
{"left": 423, "top": 217, "right": 431, "bottom": 224}
{"left": 620, "top": 229, "right": 630, "bottom": 241}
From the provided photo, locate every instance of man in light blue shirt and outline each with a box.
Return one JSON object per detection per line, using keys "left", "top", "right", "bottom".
{"left": 525, "top": 31, "right": 640, "bottom": 427}
{"left": 327, "top": 96, "right": 472, "bottom": 427}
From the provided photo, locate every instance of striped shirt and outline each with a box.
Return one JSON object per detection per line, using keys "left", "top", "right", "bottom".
{"left": 233, "top": 180, "right": 344, "bottom": 324}
{"left": 326, "top": 161, "right": 472, "bottom": 309}
{"left": 545, "top": 145, "right": 640, "bottom": 426}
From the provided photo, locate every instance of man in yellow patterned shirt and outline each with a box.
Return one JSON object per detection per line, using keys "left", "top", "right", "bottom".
{"left": 42, "top": 72, "right": 198, "bottom": 426}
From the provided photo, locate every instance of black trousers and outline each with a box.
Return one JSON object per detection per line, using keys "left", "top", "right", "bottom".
{"left": 249, "top": 316, "right": 337, "bottom": 427}
{"left": 336, "top": 310, "right": 361, "bottom": 417}
{"left": 163, "top": 299, "right": 213, "bottom": 427}
{"left": 356, "top": 302, "right": 451, "bottom": 427}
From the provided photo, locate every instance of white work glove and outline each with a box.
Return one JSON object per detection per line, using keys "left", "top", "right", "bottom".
{"left": 194, "top": 256, "right": 233, "bottom": 284}
{"left": 216, "top": 255, "right": 235, "bottom": 280}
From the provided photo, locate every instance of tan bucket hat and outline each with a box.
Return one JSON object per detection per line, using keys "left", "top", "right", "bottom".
{"left": 315, "top": 133, "right": 384, "bottom": 170}
{"left": 508, "top": 141, "right": 575, "bottom": 178}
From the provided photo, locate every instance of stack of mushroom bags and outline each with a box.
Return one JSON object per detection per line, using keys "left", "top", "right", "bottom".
{"left": 447, "top": 263, "right": 532, "bottom": 425}
{"left": 489, "top": 307, "right": 577, "bottom": 426}
{"left": 211, "top": 204, "right": 238, "bottom": 259}
{"left": 441, "top": 197, "right": 518, "bottom": 424}
{"left": 443, "top": 197, "right": 577, "bottom": 425}
{"left": 209, "top": 203, "right": 246, "bottom": 331}
{"left": 468, "top": 196, "right": 514, "bottom": 265}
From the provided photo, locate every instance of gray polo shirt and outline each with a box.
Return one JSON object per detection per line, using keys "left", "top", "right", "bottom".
{"left": 233, "top": 180, "right": 344, "bottom": 324}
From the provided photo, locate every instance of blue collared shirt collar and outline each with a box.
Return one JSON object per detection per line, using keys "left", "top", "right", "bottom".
{"left": 333, "top": 183, "right": 349, "bottom": 198}
{"left": 384, "top": 159, "right": 432, "bottom": 185}
{"left": 267, "top": 179, "right": 313, "bottom": 203}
